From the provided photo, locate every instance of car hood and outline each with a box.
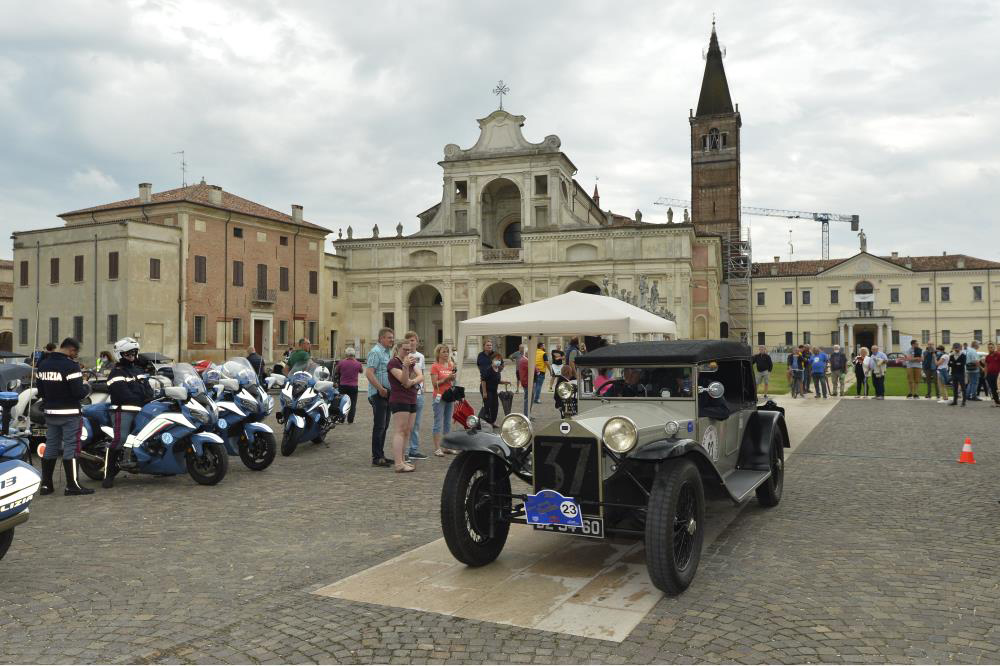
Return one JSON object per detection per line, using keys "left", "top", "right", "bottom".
{"left": 566, "top": 401, "right": 695, "bottom": 440}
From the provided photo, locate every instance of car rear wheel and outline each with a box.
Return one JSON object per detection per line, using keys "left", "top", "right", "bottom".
{"left": 645, "top": 458, "right": 705, "bottom": 595}
{"left": 441, "top": 452, "right": 511, "bottom": 566}
{"left": 755, "top": 427, "right": 785, "bottom": 507}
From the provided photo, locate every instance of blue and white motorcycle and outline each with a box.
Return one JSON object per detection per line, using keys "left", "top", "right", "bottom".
{"left": 1, "top": 380, "right": 41, "bottom": 560}
{"left": 276, "top": 365, "right": 350, "bottom": 457}
{"left": 79, "top": 363, "right": 229, "bottom": 486}
{"left": 207, "top": 358, "right": 277, "bottom": 471}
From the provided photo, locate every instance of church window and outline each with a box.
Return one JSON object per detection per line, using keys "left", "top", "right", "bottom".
{"left": 708, "top": 128, "right": 721, "bottom": 150}
{"left": 455, "top": 181, "right": 467, "bottom": 201}
{"left": 534, "top": 175, "right": 548, "bottom": 196}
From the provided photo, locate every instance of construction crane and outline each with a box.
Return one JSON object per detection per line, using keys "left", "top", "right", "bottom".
{"left": 654, "top": 197, "right": 860, "bottom": 260}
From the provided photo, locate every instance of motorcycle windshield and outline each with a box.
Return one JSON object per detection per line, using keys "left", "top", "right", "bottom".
{"left": 289, "top": 371, "right": 312, "bottom": 384}
{"left": 201, "top": 363, "right": 222, "bottom": 386}
{"left": 222, "top": 357, "right": 259, "bottom": 386}
{"left": 173, "top": 363, "right": 207, "bottom": 396}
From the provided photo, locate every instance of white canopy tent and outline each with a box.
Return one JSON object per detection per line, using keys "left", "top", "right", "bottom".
{"left": 457, "top": 291, "right": 677, "bottom": 418}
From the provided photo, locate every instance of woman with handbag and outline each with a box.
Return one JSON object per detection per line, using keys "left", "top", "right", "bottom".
{"left": 430, "top": 344, "right": 458, "bottom": 456}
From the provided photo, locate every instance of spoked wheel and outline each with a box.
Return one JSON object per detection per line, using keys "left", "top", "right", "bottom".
{"left": 755, "top": 427, "right": 785, "bottom": 507}
{"left": 441, "top": 452, "right": 511, "bottom": 566}
{"left": 239, "top": 432, "right": 276, "bottom": 471}
{"left": 645, "top": 459, "right": 705, "bottom": 595}
{"left": 186, "top": 442, "right": 229, "bottom": 485}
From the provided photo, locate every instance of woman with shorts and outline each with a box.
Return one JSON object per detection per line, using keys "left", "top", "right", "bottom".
{"left": 387, "top": 339, "right": 423, "bottom": 473}
{"left": 430, "top": 344, "right": 458, "bottom": 456}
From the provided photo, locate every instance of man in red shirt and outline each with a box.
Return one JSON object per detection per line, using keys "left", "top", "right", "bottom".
{"left": 985, "top": 342, "right": 1000, "bottom": 406}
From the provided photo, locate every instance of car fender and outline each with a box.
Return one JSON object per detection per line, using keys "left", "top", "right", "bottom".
{"left": 441, "top": 429, "right": 512, "bottom": 459}
{"left": 739, "top": 409, "right": 789, "bottom": 472}
{"left": 631, "top": 437, "right": 726, "bottom": 483}
{"left": 243, "top": 421, "right": 273, "bottom": 438}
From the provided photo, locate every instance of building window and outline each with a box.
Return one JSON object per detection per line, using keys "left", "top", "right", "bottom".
{"left": 332, "top": 281, "right": 339, "bottom": 298}
{"left": 383, "top": 312, "right": 394, "bottom": 330}
{"left": 942, "top": 330, "right": 950, "bottom": 345}
{"left": 534, "top": 175, "right": 548, "bottom": 196}
{"left": 784, "top": 331, "right": 793, "bottom": 346}
{"left": 708, "top": 127, "right": 721, "bottom": 150}
{"left": 803, "top": 331, "right": 811, "bottom": 345}
{"left": 73, "top": 316, "right": 84, "bottom": 343}
{"left": 50, "top": 258, "right": 59, "bottom": 284}
{"left": 233, "top": 227, "right": 243, "bottom": 238}
{"left": 149, "top": 258, "right": 161, "bottom": 280}
{"left": 920, "top": 287, "right": 929, "bottom": 303}
{"left": 973, "top": 285, "right": 983, "bottom": 302}
{"left": 921, "top": 330, "right": 930, "bottom": 344}
{"left": 830, "top": 289, "right": 839, "bottom": 304}
{"left": 974, "top": 329, "right": 983, "bottom": 342}
{"left": 193, "top": 315, "right": 206, "bottom": 343}
{"left": 455, "top": 180, "right": 468, "bottom": 201}
{"left": 757, "top": 331, "right": 765, "bottom": 345}
{"left": 890, "top": 287, "right": 899, "bottom": 303}
{"left": 831, "top": 331, "right": 840, "bottom": 346}
{"left": 280, "top": 235, "right": 288, "bottom": 246}
{"left": 74, "top": 255, "right": 84, "bottom": 282}
{"left": 278, "top": 320, "right": 288, "bottom": 345}
{"left": 108, "top": 251, "right": 119, "bottom": 280}
{"left": 891, "top": 330, "right": 899, "bottom": 346}
{"left": 940, "top": 286, "right": 950, "bottom": 302}
{"left": 232, "top": 260, "right": 244, "bottom": 287}
{"left": 19, "top": 260, "right": 28, "bottom": 287}
{"left": 194, "top": 255, "right": 207, "bottom": 283}
{"left": 784, "top": 291, "right": 792, "bottom": 305}
{"left": 756, "top": 291, "right": 765, "bottom": 306}
{"left": 307, "top": 321, "right": 317, "bottom": 345}
{"left": 18, "top": 319, "right": 28, "bottom": 346}
{"left": 231, "top": 318, "right": 242, "bottom": 344}
{"left": 279, "top": 267, "right": 289, "bottom": 291}
{"left": 802, "top": 290, "right": 811, "bottom": 305}
{"left": 107, "top": 314, "right": 118, "bottom": 343}
{"left": 49, "top": 317, "right": 59, "bottom": 345}
{"left": 309, "top": 271, "right": 318, "bottom": 294}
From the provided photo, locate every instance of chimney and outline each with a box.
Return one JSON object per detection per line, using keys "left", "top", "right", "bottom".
{"left": 957, "top": 257, "right": 965, "bottom": 269}
{"left": 138, "top": 182, "right": 152, "bottom": 204}
{"left": 891, "top": 251, "right": 898, "bottom": 259}
{"left": 292, "top": 204, "right": 303, "bottom": 224}
{"left": 773, "top": 256, "right": 780, "bottom": 263}
{"left": 942, "top": 251, "right": 947, "bottom": 256}
{"left": 208, "top": 185, "right": 222, "bottom": 205}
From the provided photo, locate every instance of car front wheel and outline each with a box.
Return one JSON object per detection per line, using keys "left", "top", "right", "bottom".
{"left": 755, "top": 426, "right": 785, "bottom": 507}
{"left": 645, "top": 458, "right": 705, "bottom": 595}
{"left": 440, "top": 452, "right": 511, "bottom": 566}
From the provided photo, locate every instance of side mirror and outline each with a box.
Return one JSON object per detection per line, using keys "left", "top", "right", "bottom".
{"left": 706, "top": 382, "right": 725, "bottom": 399}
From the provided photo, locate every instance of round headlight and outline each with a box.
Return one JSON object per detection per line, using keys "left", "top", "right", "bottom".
{"left": 603, "top": 416, "right": 638, "bottom": 453}
{"left": 556, "top": 382, "right": 576, "bottom": 400}
{"left": 500, "top": 414, "right": 532, "bottom": 449}
{"left": 466, "top": 414, "right": 480, "bottom": 430}
{"left": 664, "top": 420, "right": 680, "bottom": 437}
{"left": 217, "top": 418, "right": 228, "bottom": 430}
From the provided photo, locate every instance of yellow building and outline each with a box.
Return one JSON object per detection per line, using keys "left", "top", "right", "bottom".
{"left": 751, "top": 251, "right": 1000, "bottom": 352}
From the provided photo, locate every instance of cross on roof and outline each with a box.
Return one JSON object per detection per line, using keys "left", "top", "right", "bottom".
{"left": 493, "top": 80, "right": 510, "bottom": 110}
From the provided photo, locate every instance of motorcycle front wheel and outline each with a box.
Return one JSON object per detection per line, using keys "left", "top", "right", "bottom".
{"left": 239, "top": 432, "right": 276, "bottom": 471}
{"left": 280, "top": 429, "right": 299, "bottom": 457}
{"left": 186, "top": 442, "right": 229, "bottom": 485}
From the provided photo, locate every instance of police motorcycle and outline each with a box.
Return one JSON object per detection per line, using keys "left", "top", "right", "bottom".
{"left": 276, "top": 364, "right": 350, "bottom": 457}
{"left": 0, "top": 366, "right": 41, "bottom": 560}
{"left": 202, "top": 359, "right": 277, "bottom": 471}
{"left": 78, "top": 363, "right": 229, "bottom": 486}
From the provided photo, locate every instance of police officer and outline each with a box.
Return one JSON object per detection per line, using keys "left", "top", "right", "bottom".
{"left": 102, "top": 337, "right": 154, "bottom": 488}
{"left": 37, "top": 337, "right": 93, "bottom": 496}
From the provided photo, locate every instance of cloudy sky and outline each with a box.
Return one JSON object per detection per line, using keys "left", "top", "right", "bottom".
{"left": 1, "top": 0, "right": 997, "bottom": 262}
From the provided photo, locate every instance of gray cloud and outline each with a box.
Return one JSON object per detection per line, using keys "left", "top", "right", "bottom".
{"left": 0, "top": 0, "right": 996, "bottom": 262}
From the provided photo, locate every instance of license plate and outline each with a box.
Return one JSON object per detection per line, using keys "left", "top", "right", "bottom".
{"left": 532, "top": 516, "right": 605, "bottom": 539}
{"left": 524, "top": 489, "right": 583, "bottom": 528}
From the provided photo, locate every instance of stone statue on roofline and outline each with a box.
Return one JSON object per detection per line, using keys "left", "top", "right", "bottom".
{"left": 683, "top": 208, "right": 690, "bottom": 223}
{"left": 396, "top": 222, "right": 403, "bottom": 237}
{"left": 667, "top": 208, "right": 674, "bottom": 224}
{"left": 858, "top": 229, "right": 867, "bottom": 252}
{"left": 346, "top": 226, "right": 353, "bottom": 239}
{"left": 372, "top": 224, "right": 379, "bottom": 238}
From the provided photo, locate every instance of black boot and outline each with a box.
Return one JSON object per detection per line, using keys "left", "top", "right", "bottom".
{"left": 39, "top": 458, "right": 57, "bottom": 495}
{"left": 101, "top": 448, "right": 119, "bottom": 489}
{"left": 63, "top": 459, "right": 94, "bottom": 495}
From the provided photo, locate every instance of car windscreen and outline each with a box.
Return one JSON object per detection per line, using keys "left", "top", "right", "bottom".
{"left": 580, "top": 365, "right": 694, "bottom": 400}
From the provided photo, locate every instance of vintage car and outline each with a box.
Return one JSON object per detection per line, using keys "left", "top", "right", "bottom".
{"left": 439, "top": 340, "right": 790, "bottom": 595}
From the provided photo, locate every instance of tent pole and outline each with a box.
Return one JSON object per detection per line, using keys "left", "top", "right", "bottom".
{"left": 526, "top": 334, "right": 538, "bottom": 418}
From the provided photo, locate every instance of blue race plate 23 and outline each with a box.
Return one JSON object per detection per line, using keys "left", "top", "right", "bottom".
{"left": 524, "top": 489, "right": 583, "bottom": 528}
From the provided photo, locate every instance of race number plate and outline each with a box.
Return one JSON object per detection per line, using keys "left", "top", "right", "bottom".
{"left": 532, "top": 516, "right": 605, "bottom": 539}
{"left": 524, "top": 489, "right": 582, "bottom": 528}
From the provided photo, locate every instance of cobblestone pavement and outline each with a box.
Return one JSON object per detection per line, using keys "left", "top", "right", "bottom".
{"left": 2, "top": 395, "right": 999, "bottom": 664}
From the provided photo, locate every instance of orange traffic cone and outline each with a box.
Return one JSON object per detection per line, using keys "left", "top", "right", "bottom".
{"left": 957, "top": 437, "right": 976, "bottom": 464}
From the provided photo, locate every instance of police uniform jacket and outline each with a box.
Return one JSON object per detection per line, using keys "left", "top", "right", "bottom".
{"left": 108, "top": 361, "right": 154, "bottom": 411}
{"left": 37, "top": 352, "right": 88, "bottom": 415}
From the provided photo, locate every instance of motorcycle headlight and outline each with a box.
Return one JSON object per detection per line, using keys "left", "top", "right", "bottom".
{"left": 466, "top": 414, "right": 480, "bottom": 430}
{"left": 556, "top": 382, "right": 576, "bottom": 400}
{"left": 236, "top": 396, "right": 257, "bottom": 412}
{"left": 603, "top": 416, "right": 638, "bottom": 454}
{"left": 190, "top": 406, "right": 211, "bottom": 425}
{"left": 500, "top": 413, "right": 532, "bottom": 449}
{"left": 217, "top": 418, "right": 229, "bottom": 430}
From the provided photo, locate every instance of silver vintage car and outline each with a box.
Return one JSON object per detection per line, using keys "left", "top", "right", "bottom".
{"left": 438, "top": 340, "right": 789, "bottom": 595}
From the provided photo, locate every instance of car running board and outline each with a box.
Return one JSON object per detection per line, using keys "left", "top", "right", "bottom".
{"left": 720, "top": 469, "right": 771, "bottom": 504}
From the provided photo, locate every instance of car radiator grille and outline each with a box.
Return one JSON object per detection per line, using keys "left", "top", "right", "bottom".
{"left": 532, "top": 436, "right": 602, "bottom": 516}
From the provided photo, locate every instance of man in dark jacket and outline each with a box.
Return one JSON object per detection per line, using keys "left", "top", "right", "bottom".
{"left": 751, "top": 346, "right": 773, "bottom": 397}
{"left": 829, "top": 345, "right": 848, "bottom": 396}
{"left": 922, "top": 343, "right": 939, "bottom": 399}
{"left": 247, "top": 346, "right": 266, "bottom": 382}
{"left": 36, "top": 337, "right": 93, "bottom": 495}
{"left": 102, "top": 337, "right": 154, "bottom": 488}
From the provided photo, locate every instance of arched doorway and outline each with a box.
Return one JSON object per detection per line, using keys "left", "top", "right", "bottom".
{"left": 482, "top": 281, "right": 522, "bottom": 356}
{"left": 407, "top": 284, "right": 443, "bottom": 354}
{"left": 564, "top": 279, "right": 601, "bottom": 295}
{"left": 481, "top": 178, "right": 522, "bottom": 249}
{"left": 693, "top": 315, "right": 708, "bottom": 339}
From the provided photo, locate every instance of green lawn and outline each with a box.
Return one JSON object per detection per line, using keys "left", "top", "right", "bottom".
{"left": 757, "top": 362, "right": 790, "bottom": 395}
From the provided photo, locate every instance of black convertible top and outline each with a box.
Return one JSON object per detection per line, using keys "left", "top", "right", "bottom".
{"left": 576, "top": 340, "right": 751, "bottom": 366}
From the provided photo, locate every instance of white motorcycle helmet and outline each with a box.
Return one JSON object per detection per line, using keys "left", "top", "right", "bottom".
{"left": 113, "top": 337, "right": 140, "bottom": 361}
